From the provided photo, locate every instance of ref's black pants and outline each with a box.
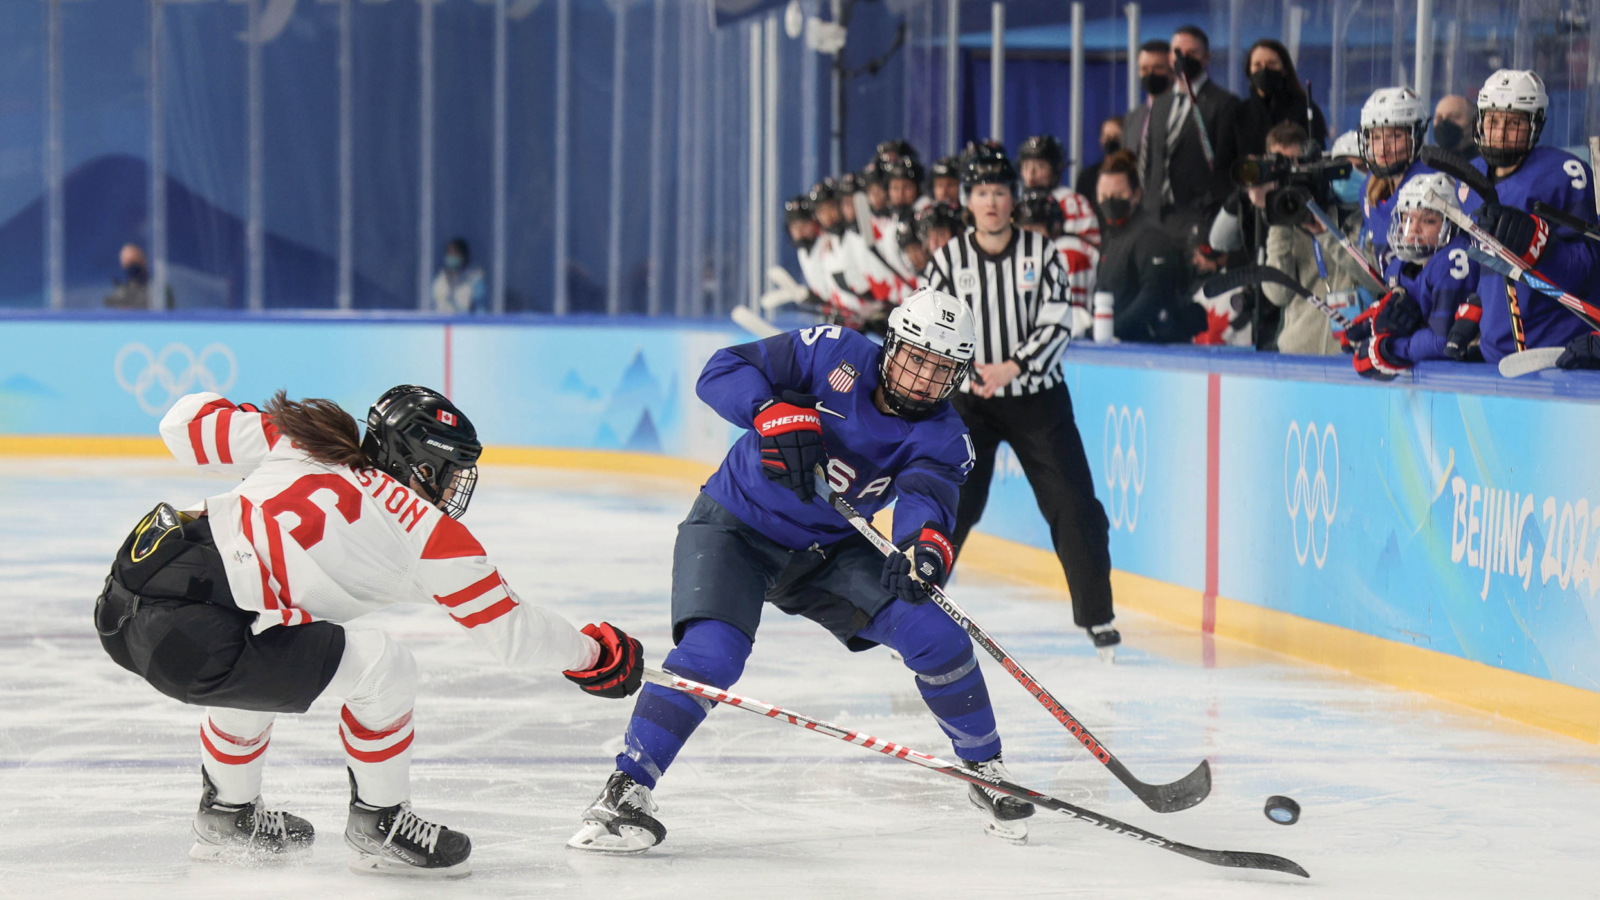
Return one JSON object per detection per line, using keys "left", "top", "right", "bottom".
{"left": 951, "top": 383, "right": 1114, "bottom": 628}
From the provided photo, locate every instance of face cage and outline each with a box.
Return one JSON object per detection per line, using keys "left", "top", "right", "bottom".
{"left": 1475, "top": 108, "right": 1543, "bottom": 168}
{"left": 1359, "top": 121, "right": 1423, "bottom": 178}
{"left": 1387, "top": 209, "right": 1455, "bottom": 263}
{"left": 412, "top": 461, "right": 478, "bottom": 519}
{"left": 878, "top": 334, "right": 971, "bottom": 420}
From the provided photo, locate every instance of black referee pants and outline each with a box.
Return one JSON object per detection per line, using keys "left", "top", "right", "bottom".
{"left": 950, "top": 383, "right": 1114, "bottom": 628}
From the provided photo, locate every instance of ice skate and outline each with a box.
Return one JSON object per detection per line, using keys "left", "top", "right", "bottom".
{"left": 964, "top": 754, "right": 1034, "bottom": 844}
{"left": 343, "top": 770, "right": 471, "bottom": 878}
{"left": 1089, "top": 622, "right": 1121, "bottom": 663}
{"left": 567, "top": 770, "right": 667, "bottom": 854}
{"left": 189, "top": 768, "right": 314, "bottom": 863}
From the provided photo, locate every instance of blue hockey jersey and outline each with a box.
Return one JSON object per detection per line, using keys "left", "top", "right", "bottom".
{"left": 1383, "top": 234, "right": 1479, "bottom": 364}
{"left": 698, "top": 325, "right": 974, "bottom": 551}
{"left": 1460, "top": 146, "right": 1600, "bottom": 362}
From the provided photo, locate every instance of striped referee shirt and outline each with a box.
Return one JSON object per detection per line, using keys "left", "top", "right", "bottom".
{"left": 926, "top": 226, "right": 1084, "bottom": 397}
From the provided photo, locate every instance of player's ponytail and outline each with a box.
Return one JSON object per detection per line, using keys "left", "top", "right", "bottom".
{"left": 263, "top": 390, "right": 373, "bottom": 469}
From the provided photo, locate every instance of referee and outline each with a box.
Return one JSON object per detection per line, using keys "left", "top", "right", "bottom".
{"left": 926, "top": 149, "right": 1120, "bottom": 659}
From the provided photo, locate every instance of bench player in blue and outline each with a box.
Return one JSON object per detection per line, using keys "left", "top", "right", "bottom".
{"left": 567, "top": 289, "right": 1039, "bottom": 852}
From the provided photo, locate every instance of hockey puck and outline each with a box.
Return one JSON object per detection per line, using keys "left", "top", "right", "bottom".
{"left": 1263, "top": 795, "right": 1300, "bottom": 825}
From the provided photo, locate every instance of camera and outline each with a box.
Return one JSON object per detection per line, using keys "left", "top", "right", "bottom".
{"left": 1231, "top": 153, "right": 1351, "bottom": 226}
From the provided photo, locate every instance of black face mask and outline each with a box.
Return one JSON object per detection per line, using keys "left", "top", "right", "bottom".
{"left": 1433, "top": 119, "right": 1465, "bottom": 152}
{"left": 1099, "top": 197, "right": 1134, "bottom": 225}
{"left": 1102, "top": 137, "right": 1123, "bottom": 156}
{"left": 792, "top": 234, "right": 817, "bottom": 251}
{"left": 1140, "top": 73, "right": 1171, "bottom": 97}
{"left": 1177, "top": 54, "right": 1204, "bottom": 80}
{"left": 890, "top": 204, "right": 916, "bottom": 222}
{"left": 123, "top": 263, "right": 147, "bottom": 283}
{"left": 1250, "top": 68, "right": 1287, "bottom": 99}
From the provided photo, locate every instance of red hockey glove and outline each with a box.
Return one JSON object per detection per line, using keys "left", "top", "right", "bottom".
{"left": 1352, "top": 335, "right": 1409, "bottom": 381}
{"left": 880, "top": 523, "right": 956, "bottom": 604}
{"left": 754, "top": 391, "right": 827, "bottom": 502}
{"left": 1475, "top": 202, "right": 1550, "bottom": 267}
{"left": 1341, "top": 303, "right": 1379, "bottom": 353}
{"left": 564, "top": 622, "right": 644, "bottom": 699}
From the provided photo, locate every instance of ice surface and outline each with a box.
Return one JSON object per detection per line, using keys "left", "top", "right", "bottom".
{"left": 2, "top": 459, "right": 1598, "bottom": 899}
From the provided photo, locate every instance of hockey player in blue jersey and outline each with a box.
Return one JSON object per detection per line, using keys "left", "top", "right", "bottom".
{"left": 1457, "top": 69, "right": 1600, "bottom": 364}
{"left": 1347, "top": 173, "right": 1482, "bottom": 376}
{"left": 567, "top": 289, "right": 1038, "bottom": 854}
{"left": 1358, "top": 87, "right": 1435, "bottom": 265}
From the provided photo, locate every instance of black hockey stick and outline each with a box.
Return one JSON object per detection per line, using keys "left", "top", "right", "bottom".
{"left": 1201, "top": 264, "right": 1353, "bottom": 329}
{"left": 1530, "top": 201, "right": 1600, "bottom": 243}
{"left": 643, "top": 667, "right": 1308, "bottom": 878}
{"left": 812, "top": 467, "right": 1213, "bottom": 814}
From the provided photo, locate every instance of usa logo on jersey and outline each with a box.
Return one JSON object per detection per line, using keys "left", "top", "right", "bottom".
{"left": 827, "top": 362, "right": 858, "bottom": 393}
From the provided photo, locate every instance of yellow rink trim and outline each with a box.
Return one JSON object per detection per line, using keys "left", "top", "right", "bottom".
{"left": 7, "top": 437, "right": 1596, "bottom": 742}
{"left": 958, "top": 530, "right": 1600, "bottom": 744}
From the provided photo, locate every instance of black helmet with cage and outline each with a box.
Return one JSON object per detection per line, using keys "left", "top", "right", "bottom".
{"left": 360, "top": 385, "right": 482, "bottom": 520}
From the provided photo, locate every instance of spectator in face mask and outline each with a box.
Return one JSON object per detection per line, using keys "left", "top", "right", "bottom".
{"left": 1431, "top": 95, "right": 1478, "bottom": 160}
{"left": 104, "top": 243, "right": 175, "bottom": 310}
{"left": 1218, "top": 38, "right": 1327, "bottom": 165}
{"left": 1095, "top": 151, "right": 1205, "bottom": 342}
{"left": 431, "top": 237, "right": 488, "bottom": 314}
{"left": 1074, "top": 116, "right": 1124, "bottom": 203}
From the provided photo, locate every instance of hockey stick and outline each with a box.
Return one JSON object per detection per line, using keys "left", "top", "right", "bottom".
{"left": 811, "top": 467, "right": 1213, "bottom": 814}
{"left": 1431, "top": 191, "right": 1600, "bottom": 330}
{"left": 1530, "top": 201, "right": 1600, "bottom": 243}
{"left": 642, "top": 667, "right": 1308, "bottom": 878}
{"left": 1201, "top": 265, "right": 1352, "bottom": 329}
{"left": 1304, "top": 199, "right": 1385, "bottom": 285}
{"left": 1417, "top": 147, "right": 1529, "bottom": 351}
{"left": 1496, "top": 346, "right": 1567, "bottom": 378}
{"left": 731, "top": 306, "right": 783, "bottom": 339}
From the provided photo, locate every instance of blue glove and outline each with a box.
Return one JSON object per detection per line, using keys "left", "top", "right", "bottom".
{"left": 880, "top": 523, "right": 956, "bottom": 604}
{"left": 1557, "top": 332, "right": 1600, "bottom": 369}
{"left": 1373, "top": 287, "right": 1424, "bottom": 336}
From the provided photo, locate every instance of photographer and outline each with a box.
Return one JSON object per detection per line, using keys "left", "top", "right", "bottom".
{"left": 1253, "top": 122, "right": 1386, "bottom": 354}
{"left": 1096, "top": 150, "right": 1205, "bottom": 343}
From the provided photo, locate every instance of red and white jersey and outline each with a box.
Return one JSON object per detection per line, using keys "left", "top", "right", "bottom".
{"left": 1052, "top": 232, "right": 1100, "bottom": 336}
{"left": 1052, "top": 186, "right": 1102, "bottom": 249}
{"left": 158, "top": 392, "right": 599, "bottom": 674}
{"left": 796, "top": 236, "right": 838, "bottom": 301}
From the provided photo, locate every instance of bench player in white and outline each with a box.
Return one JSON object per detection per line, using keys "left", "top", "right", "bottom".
{"left": 93, "top": 385, "right": 644, "bottom": 877}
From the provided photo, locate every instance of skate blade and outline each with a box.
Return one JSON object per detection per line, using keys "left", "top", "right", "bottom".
{"left": 566, "top": 820, "right": 661, "bottom": 855}
{"left": 188, "top": 840, "right": 312, "bottom": 865}
{"left": 347, "top": 850, "right": 471, "bottom": 879}
{"left": 968, "top": 793, "right": 1030, "bottom": 845}
{"left": 1097, "top": 645, "right": 1116, "bottom": 663}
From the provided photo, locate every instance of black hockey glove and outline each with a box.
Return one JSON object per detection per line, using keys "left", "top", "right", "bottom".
{"left": 880, "top": 523, "right": 956, "bottom": 604}
{"left": 1557, "top": 331, "right": 1600, "bottom": 369}
{"left": 1475, "top": 202, "right": 1550, "bottom": 267}
{"left": 754, "top": 391, "right": 827, "bottom": 502}
{"left": 1352, "top": 335, "right": 1408, "bottom": 381}
{"left": 564, "top": 622, "right": 644, "bottom": 699}
{"left": 1445, "top": 293, "right": 1483, "bottom": 361}
{"left": 1340, "top": 304, "right": 1377, "bottom": 352}
{"left": 1373, "top": 288, "right": 1424, "bottom": 336}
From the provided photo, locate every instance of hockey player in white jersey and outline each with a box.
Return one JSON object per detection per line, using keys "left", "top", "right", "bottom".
{"left": 1018, "top": 134, "right": 1103, "bottom": 249}
{"left": 94, "top": 386, "right": 644, "bottom": 877}
{"left": 785, "top": 195, "right": 835, "bottom": 305}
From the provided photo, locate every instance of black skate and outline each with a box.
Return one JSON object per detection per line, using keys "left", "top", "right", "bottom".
{"left": 964, "top": 754, "right": 1034, "bottom": 844}
{"left": 566, "top": 770, "right": 667, "bottom": 854}
{"left": 343, "top": 769, "right": 471, "bottom": 878}
{"left": 1089, "top": 621, "right": 1121, "bottom": 663}
{"left": 190, "top": 767, "right": 314, "bottom": 863}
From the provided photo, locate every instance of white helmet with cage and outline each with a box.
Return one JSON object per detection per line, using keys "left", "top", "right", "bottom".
{"left": 1387, "top": 173, "right": 1461, "bottom": 263}
{"left": 1359, "top": 87, "right": 1428, "bottom": 178}
{"left": 1476, "top": 69, "right": 1548, "bottom": 168}
{"left": 1329, "top": 130, "right": 1362, "bottom": 160}
{"left": 880, "top": 288, "right": 976, "bottom": 420}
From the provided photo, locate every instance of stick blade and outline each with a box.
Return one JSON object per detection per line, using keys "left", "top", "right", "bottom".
{"left": 1420, "top": 145, "right": 1497, "bottom": 204}
{"left": 1498, "top": 346, "right": 1566, "bottom": 378}
{"left": 1167, "top": 844, "right": 1311, "bottom": 878}
{"left": 732, "top": 306, "right": 782, "bottom": 338}
{"left": 1134, "top": 759, "right": 1212, "bottom": 812}
{"left": 1201, "top": 265, "right": 1302, "bottom": 299}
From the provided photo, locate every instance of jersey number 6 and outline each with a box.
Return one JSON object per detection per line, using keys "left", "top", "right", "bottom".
{"left": 261, "top": 474, "right": 364, "bottom": 548}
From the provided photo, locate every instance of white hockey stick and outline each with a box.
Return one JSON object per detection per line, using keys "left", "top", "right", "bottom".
{"left": 1497, "top": 347, "right": 1566, "bottom": 378}
{"left": 731, "top": 306, "right": 782, "bottom": 338}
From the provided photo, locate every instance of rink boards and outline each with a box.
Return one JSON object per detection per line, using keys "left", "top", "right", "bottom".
{"left": 0, "top": 313, "right": 1596, "bottom": 739}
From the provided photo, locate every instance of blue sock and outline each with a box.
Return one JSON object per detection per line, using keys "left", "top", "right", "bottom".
{"left": 860, "top": 599, "right": 1001, "bottom": 761}
{"left": 615, "top": 619, "right": 752, "bottom": 789}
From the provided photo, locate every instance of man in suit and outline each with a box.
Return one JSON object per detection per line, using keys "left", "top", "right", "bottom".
{"left": 1123, "top": 27, "right": 1240, "bottom": 245}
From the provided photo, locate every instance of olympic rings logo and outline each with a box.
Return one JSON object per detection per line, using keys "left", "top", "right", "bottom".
{"left": 1284, "top": 420, "right": 1339, "bottom": 568}
{"left": 1102, "top": 405, "right": 1146, "bottom": 532}
{"left": 114, "top": 342, "right": 237, "bottom": 415}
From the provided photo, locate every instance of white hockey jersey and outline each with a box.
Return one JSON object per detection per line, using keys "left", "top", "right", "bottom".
{"left": 158, "top": 392, "right": 598, "bottom": 674}
{"left": 1052, "top": 186, "right": 1102, "bottom": 249}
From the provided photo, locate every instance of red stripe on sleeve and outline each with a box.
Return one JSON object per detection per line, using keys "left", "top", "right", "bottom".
{"left": 450, "top": 597, "right": 518, "bottom": 628}
{"left": 215, "top": 408, "right": 234, "bottom": 464}
{"left": 420, "top": 515, "right": 486, "bottom": 560}
{"left": 186, "top": 399, "right": 234, "bottom": 464}
{"left": 433, "top": 571, "right": 502, "bottom": 608}
{"left": 261, "top": 415, "right": 281, "bottom": 448}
